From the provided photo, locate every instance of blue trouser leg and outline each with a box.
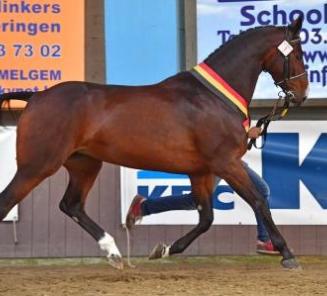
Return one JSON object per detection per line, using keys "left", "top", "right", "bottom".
{"left": 142, "top": 193, "right": 196, "bottom": 215}
{"left": 141, "top": 162, "right": 270, "bottom": 242}
{"left": 243, "top": 163, "right": 270, "bottom": 242}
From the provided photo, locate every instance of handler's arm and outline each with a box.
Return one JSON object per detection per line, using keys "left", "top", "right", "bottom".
{"left": 247, "top": 127, "right": 262, "bottom": 139}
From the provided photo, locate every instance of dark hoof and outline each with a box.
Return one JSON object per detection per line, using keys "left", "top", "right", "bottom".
{"left": 108, "top": 254, "right": 124, "bottom": 270}
{"left": 149, "top": 243, "right": 168, "bottom": 260}
{"left": 281, "top": 258, "right": 301, "bottom": 270}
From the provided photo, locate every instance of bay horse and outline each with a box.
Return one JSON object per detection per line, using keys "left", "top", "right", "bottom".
{"left": 0, "top": 18, "right": 308, "bottom": 269}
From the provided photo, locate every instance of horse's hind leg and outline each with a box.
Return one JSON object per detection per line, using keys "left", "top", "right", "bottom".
{"left": 60, "top": 153, "right": 123, "bottom": 269}
{"left": 0, "top": 167, "right": 51, "bottom": 221}
{"left": 221, "top": 161, "right": 299, "bottom": 269}
{"left": 0, "top": 101, "right": 72, "bottom": 221}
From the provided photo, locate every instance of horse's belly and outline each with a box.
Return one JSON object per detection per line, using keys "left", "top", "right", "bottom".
{"left": 81, "top": 135, "right": 206, "bottom": 174}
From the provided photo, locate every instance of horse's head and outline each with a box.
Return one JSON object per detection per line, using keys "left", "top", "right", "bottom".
{"left": 263, "top": 16, "right": 308, "bottom": 106}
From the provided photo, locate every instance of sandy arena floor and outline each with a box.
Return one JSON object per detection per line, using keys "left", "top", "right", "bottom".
{"left": 0, "top": 256, "right": 327, "bottom": 296}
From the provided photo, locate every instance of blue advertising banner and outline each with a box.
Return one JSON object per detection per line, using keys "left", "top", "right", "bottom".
{"left": 197, "top": 0, "right": 327, "bottom": 99}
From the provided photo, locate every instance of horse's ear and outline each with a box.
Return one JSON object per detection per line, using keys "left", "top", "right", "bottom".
{"left": 289, "top": 15, "right": 303, "bottom": 37}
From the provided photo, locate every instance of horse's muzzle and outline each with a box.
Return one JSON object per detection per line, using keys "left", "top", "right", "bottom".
{"left": 287, "top": 91, "right": 306, "bottom": 106}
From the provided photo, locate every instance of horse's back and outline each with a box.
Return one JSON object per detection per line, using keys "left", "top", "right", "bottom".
{"left": 79, "top": 76, "right": 245, "bottom": 172}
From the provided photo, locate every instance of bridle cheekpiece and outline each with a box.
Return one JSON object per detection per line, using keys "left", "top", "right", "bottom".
{"left": 274, "top": 26, "right": 307, "bottom": 101}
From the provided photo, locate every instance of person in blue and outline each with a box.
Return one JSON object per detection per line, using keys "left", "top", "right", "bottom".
{"left": 125, "top": 127, "right": 279, "bottom": 255}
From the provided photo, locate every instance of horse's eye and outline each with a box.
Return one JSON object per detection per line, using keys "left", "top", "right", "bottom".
{"left": 294, "top": 52, "right": 303, "bottom": 61}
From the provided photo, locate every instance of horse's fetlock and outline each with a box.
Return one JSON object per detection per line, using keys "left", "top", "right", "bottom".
{"left": 170, "top": 241, "right": 183, "bottom": 254}
{"left": 273, "top": 237, "right": 285, "bottom": 249}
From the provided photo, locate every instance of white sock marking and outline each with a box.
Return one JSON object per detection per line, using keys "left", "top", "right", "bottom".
{"left": 98, "top": 232, "right": 122, "bottom": 258}
{"left": 162, "top": 245, "right": 170, "bottom": 258}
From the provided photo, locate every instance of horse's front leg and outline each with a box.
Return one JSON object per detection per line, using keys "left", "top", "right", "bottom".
{"left": 221, "top": 161, "right": 299, "bottom": 269}
{"left": 149, "top": 174, "right": 215, "bottom": 259}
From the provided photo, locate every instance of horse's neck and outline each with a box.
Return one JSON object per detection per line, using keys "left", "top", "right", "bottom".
{"left": 205, "top": 32, "right": 275, "bottom": 103}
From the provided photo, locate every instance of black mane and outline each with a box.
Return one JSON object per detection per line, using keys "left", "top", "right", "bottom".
{"left": 204, "top": 25, "right": 283, "bottom": 62}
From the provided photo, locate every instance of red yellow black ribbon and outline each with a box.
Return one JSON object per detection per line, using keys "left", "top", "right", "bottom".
{"left": 191, "top": 62, "right": 250, "bottom": 132}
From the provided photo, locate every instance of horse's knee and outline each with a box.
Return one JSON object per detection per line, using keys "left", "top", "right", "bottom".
{"left": 198, "top": 215, "right": 213, "bottom": 233}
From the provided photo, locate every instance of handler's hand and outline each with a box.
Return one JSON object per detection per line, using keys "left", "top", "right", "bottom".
{"left": 247, "top": 127, "right": 262, "bottom": 139}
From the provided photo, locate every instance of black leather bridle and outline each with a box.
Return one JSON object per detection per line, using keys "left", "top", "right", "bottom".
{"left": 274, "top": 27, "right": 307, "bottom": 98}
{"left": 248, "top": 27, "right": 307, "bottom": 150}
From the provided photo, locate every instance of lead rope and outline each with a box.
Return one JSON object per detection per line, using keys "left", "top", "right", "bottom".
{"left": 124, "top": 225, "right": 136, "bottom": 268}
{"left": 13, "top": 219, "right": 18, "bottom": 244}
{"left": 247, "top": 93, "right": 290, "bottom": 150}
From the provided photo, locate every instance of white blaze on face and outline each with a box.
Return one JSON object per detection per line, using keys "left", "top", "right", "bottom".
{"left": 98, "top": 232, "right": 122, "bottom": 258}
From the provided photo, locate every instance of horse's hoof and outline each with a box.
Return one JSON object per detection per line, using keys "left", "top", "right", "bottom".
{"left": 149, "top": 243, "right": 168, "bottom": 260}
{"left": 108, "top": 254, "right": 124, "bottom": 270}
{"left": 281, "top": 258, "right": 301, "bottom": 270}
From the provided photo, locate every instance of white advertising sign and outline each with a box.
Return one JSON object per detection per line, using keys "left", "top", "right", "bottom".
{"left": 197, "top": 0, "right": 327, "bottom": 98}
{"left": 0, "top": 126, "right": 18, "bottom": 221}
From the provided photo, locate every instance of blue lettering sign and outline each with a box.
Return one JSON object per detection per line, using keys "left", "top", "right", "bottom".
{"left": 138, "top": 185, "right": 168, "bottom": 199}
{"left": 213, "top": 185, "right": 235, "bottom": 210}
{"left": 240, "top": 4, "right": 327, "bottom": 26}
{"left": 263, "top": 133, "right": 327, "bottom": 209}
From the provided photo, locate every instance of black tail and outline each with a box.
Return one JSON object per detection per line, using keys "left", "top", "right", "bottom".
{"left": 0, "top": 91, "right": 35, "bottom": 107}
{"left": 0, "top": 91, "right": 35, "bottom": 124}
